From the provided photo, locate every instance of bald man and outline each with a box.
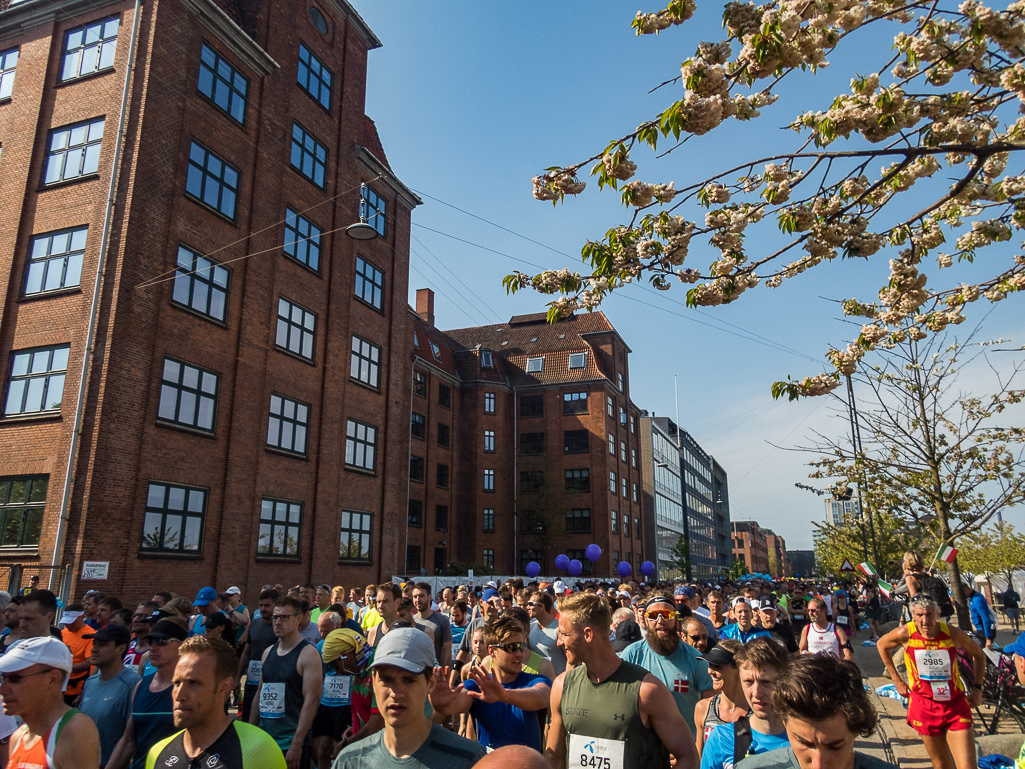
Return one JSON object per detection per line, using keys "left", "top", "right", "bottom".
{"left": 476, "top": 745, "right": 548, "bottom": 769}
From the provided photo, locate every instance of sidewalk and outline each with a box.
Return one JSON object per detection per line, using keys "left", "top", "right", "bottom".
{"left": 852, "top": 615, "right": 1025, "bottom": 767}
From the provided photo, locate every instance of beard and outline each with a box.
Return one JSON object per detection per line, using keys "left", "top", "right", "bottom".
{"left": 647, "top": 625, "right": 681, "bottom": 656}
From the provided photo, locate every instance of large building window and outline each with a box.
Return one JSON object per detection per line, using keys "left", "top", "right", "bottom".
{"left": 283, "top": 208, "right": 322, "bottom": 271}
{"left": 437, "top": 423, "right": 450, "bottom": 448}
{"left": 406, "top": 545, "right": 421, "bottom": 573}
{"left": 44, "top": 118, "right": 104, "bottom": 185}
{"left": 354, "top": 256, "right": 384, "bottom": 310}
{"left": 436, "top": 504, "right": 448, "bottom": 531}
{"left": 612, "top": 509, "right": 618, "bottom": 533}
{"left": 275, "top": 297, "right": 316, "bottom": 361}
{"left": 4, "top": 345, "right": 69, "bottom": 416}
{"left": 484, "top": 392, "right": 496, "bottom": 413}
{"left": 0, "top": 476, "right": 46, "bottom": 548}
{"left": 185, "top": 141, "right": 239, "bottom": 219}
{"left": 483, "top": 430, "right": 495, "bottom": 453}
{"left": 172, "top": 244, "right": 229, "bottom": 322}
{"left": 289, "top": 123, "right": 327, "bottom": 188}
{"left": 413, "top": 371, "right": 426, "bottom": 397}
{"left": 565, "top": 469, "right": 590, "bottom": 493}
{"left": 344, "top": 419, "right": 377, "bottom": 472}
{"left": 407, "top": 500, "right": 423, "bottom": 527}
{"left": 483, "top": 508, "right": 495, "bottom": 533}
{"left": 157, "top": 358, "right": 218, "bottom": 431}
{"left": 257, "top": 498, "right": 301, "bottom": 557}
{"left": 24, "top": 226, "right": 87, "bottom": 295}
{"left": 350, "top": 336, "right": 380, "bottom": 389}
{"left": 197, "top": 42, "right": 248, "bottom": 124}
{"left": 410, "top": 412, "right": 425, "bottom": 440}
{"left": 520, "top": 549, "right": 543, "bottom": 574}
{"left": 608, "top": 433, "right": 615, "bottom": 455}
{"left": 409, "top": 455, "right": 424, "bottom": 483}
{"left": 267, "top": 393, "right": 309, "bottom": 455}
{"left": 563, "top": 430, "right": 588, "bottom": 453}
{"left": 610, "top": 471, "right": 617, "bottom": 493}
{"left": 520, "top": 432, "right": 544, "bottom": 455}
{"left": 483, "top": 549, "right": 495, "bottom": 569}
{"left": 436, "top": 464, "right": 449, "bottom": 489}
{"left": 0, "top": 48, "right": 18, "bottom": 100}
{"left": 297, "top": 43, "right": 332, "bottom": 109}
{"left": 339, "top": 510, "right": 372, "bottom": 561}
{"left": 60, "top": 17, "right": 118, "bottom": 81}
{"left": 566, "top": 508, "right": 591, "bottom": 533}
{"left": 438, "top": 384, "right": 451, "bottom": 408}
{"left": 359, "top": 184, "right": 386, "bottom": 237}
{"left": 563, "top": 391, "right": 588, "bottom": 415}
{"left": 520, "top": 471, "right": 544, "bottom": 494}
{"left": 567, "top": 548, "right": 593, "bottom": 574}
{"left": 622, "top": 476, "right": 628, "bottom": 498}
{"left": 483, "top": 469, "right": 495, "bottom": 492}
{"left": 520, "top": 394, "right": 543, "bottom": 417}
{"left": 141, "top": 482, "right": 205, "bottom": 553}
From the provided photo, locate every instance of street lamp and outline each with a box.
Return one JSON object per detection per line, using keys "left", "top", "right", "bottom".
{"left": 345, "top": 183, "right": 380, "bottom": 241}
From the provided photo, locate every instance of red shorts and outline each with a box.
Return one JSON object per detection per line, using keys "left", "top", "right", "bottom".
{"left": 907, "top": 692, "right": 973, "bottom": 736}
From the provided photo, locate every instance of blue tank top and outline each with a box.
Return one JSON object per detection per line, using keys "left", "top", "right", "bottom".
{"left": 130, "top": 672, "right": 176, "bottom": 769}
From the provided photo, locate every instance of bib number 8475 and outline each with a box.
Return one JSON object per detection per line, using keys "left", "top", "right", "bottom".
{"left": 579, "top": 757, "right": 611, "bottom": 769}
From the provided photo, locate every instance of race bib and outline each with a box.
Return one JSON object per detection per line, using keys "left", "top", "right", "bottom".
{"left": 247, "top": 660, "right": 262, "bottom": 685}
{"left": 260, "top": 682, "right": 285, "bottom": 718}
{"left": 915, "top": 648, "right": 952, "bottom": 682}
{"left": 931, "top": 681, "right": 952, "bottom": 701}
{"left": 568, "top": 734, "right": 625, "bottom": 769}
{"left": 323, "top": 675, "right": 351, "bottom": 704}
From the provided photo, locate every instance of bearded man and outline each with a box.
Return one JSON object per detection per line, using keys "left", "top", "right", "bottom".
{"left": 621, "top": 594, "right": 714, "bottom": 734}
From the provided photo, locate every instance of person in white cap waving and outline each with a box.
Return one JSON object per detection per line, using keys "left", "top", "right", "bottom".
{"left": 0, "top": 635, "right": 100, "bottom": 768}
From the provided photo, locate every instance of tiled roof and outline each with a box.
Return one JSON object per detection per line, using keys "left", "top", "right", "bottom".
{"left": 410, "top": 312, "right": 460, "bottom": 378}
{"left": 360, "top": 116, "right": 391, "bottom": 171}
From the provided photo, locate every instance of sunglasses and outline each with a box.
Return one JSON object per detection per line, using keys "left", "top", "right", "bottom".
{"left": 687, "top": 633, "right": 708, "bottom": 642}
{"left": 492, "top": 641, "right": 526, "bottom": 653}
{"left": 0, "top": 670, "right": 52, "bottom": 685}
{"left": 151, "top": 637, "right": 181, "bottom": 646}
{"left": 271, "top": 614, "right": 300, "bottom": 622}
{"left": 646, "top": 609, "right": 676, "bottom": 621}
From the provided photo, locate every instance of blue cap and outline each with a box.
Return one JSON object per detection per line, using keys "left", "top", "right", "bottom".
{"left": 1010, "top": 632, "right": 1025, "bottom": 658}
{"left": 483, "top": 588, "right": 499, "bottom": 601}
{"left": 675, "top": 586, "right": 695, "bottom": 599}
{"left": 193, "top": 586, "right": 217, "bottom": 606}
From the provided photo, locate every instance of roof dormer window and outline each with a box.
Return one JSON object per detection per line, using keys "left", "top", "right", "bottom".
{"left": 568, "top": 352, "right": 586, "bottom": 370}
{"left": 431, "top": 341, "right": 442, "bottom": 361}
{"left": 526, "top": 356, "right": 544, "bottom": 373}
{"left": 481, "top": 350, "right": 493, "bottom": 368}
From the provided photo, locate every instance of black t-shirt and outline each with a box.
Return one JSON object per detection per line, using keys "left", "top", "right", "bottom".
{"left": 147, "top": 721, "right": 285, "bottom": 769}
{"left": 764, "top": 623, "right": 799, "bottom": 654}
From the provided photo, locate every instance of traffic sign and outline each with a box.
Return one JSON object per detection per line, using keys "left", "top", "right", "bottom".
{"left": 840, "top": 559, "right": 855, "bottom": 572}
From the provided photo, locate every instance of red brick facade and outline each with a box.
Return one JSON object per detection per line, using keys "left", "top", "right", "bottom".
{"left": 0, "top": 0, "right": 418, "bottom": 600}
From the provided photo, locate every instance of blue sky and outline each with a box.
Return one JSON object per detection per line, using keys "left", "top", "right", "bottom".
{"left": 357, "top": 2, "right": 1025, "bottom": 552}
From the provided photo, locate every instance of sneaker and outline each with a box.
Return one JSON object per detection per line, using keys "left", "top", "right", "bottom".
{"left": 869, "top": 635, "right": 879, "bottom": 641}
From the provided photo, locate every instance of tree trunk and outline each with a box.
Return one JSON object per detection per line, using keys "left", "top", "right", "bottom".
{"left": 949, "top": 556, "right": 972, "bottom": 629}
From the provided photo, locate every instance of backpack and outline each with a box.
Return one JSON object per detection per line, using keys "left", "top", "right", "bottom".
{"left": 734, "top": 716, "right": 753, "bottom": 764}
{"left": 913, "top": 572, "right": 954, "bottom": 617}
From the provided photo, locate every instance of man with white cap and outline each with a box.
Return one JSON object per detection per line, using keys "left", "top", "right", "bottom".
{"left": 58, "top": 604, "right": 93, "bottom": 704}
{"left": 332, "top": 628, "right": 486, "bottom": 768}
{"left": 0, "top": 635, "right": 101, "bottom": 768}
{"left": 225, "top": 586, "right": 251, "bottom": 647}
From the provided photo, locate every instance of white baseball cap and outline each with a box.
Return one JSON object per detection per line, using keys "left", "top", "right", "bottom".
{"left": 554, "top": 580, "right": 567, "bottom": 595}
{"left": 226, "top": 586, "right": 241, "bottom": 595}
{"left": 57, "top": 610, "right": 83, "bottom": 625}
{"left": 0, "top": 637, "right": 73, "bottom": 679}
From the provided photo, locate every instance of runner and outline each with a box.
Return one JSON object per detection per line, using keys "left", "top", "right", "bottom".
{"left": 754, "top": 600, "right": 797, "bottom": 656}
{"left": 125, "top": 603, "right": 158, "bottom": 670}
{"left": 621, "top": 594, "right": 714, "bottom": 733}
{"left": 238, "top": 588, "right": 279, "bottom": 722}
{"left": 798, "top": 598, "right": 854, "bottom": 662}
{"left": 877, "top": 595, "right": 987, "bottom": 769}
{"left": 718, "top": 601, "right": 772, "bottom": 645}
{"left": 546, "top": 592, "right": 699, "bottom": 769}
{"left": 332, "top": 628, "right": 487, "bottom": 768}
{"left": 700, "top": 638, "right": 790, "bottom": 769}
{"left": 146, "top": 635, "right": 285, "bottom": 769}
{"left": 430, "top": 615, "right": 551, "bottom": 752}
{"left": 57, "top": 604, "right": 92, "bottom": 704}
{"left": 693, "top": 641, "right": 748, "bottom": 757}
{"left": 831, "top": 591, "right": 858, "bottom": 642}
{"left": 313, "top": 612, "right": 350, "bottom": 769}
{"left": 250, "top": 595, "right": 322, "bottom": 769}
{"left": 368, "top": 583, "right": 403, "bottom": 647}
{"left": 527, "top": 590, "right": 565, "bottom": 676}
{"left": 0, "top": 636, "right": 100, "bottom": 769}
{"left": 321, "top": 627, "right": 380, "bottom": 748}
{"left": 414, "top": 582, "right": 452, "bottom": 666}
{"left": 79, "top": 624, "right": 140, "bottom": 767}
{"left": 737, "top": 653, "right": 897, "bottom": 768}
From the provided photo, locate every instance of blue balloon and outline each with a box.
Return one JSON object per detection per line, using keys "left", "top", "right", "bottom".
{"left": 617, "top": 561, "right": 632, "bottom": 578}
{"left": 585, "top": 544, "right": 602, "bottom": 563}
{"left": 555, "top": 554, "right": 570, "bottom": 571}
{"left": 568, "top": 559, "right": 583, "bottom": 576}
{"left": 641, "top": 560, "right": 655, "bottom": 576}
{"left": 526, "top": 561, "right": 541, "bottom": 578}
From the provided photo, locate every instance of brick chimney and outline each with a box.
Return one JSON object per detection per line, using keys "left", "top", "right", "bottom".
{"left": 416, "top": 288, "right": 435, "bottom": 327}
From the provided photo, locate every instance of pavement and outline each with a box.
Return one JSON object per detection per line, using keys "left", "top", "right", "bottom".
{"left": 848, "top": 615, "right": 1025, "bottom": 767}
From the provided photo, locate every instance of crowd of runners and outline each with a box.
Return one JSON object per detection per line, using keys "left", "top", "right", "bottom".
{"left": 0, "top": 551, "right": 1019, "bottom": 769}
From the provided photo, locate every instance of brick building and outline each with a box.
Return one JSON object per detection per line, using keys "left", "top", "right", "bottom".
{"left": 406, "top": 291, "right": 648, "bottom": 579}
{"left": 0, "top": 0, "right": 419, "bottom": 600}
{"left": 763, "top": 529, "right": 792, "bottom": 578}
{"left": 731, "top": 520, "right": 770, "bottom": 574}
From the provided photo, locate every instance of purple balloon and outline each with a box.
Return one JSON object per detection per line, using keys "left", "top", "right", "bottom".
{"left": 585, "top": 544, "right": 602, "bottom": 563}
{"left": 555, "top": 554, "right": 570, "bottom": 571}
{"left": 526, "top": 561, "right": 541, "bottom": 578}
{"left": 617, "top": 561, "right": 632, "bottom": 578}
{"left": 568, "top": 559, "right": 583, "bottom": 576}
{"left": 641, "top": 561, "right": 655, "bottom": 576}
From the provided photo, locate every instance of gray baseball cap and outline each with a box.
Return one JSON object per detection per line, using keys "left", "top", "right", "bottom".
{"left": 370, "top": 628, "right": 435, "bottom": 674}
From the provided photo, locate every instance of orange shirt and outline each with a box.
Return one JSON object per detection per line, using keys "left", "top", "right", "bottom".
{"left": 61, "top": 624, "right": 93, "bottom": 696}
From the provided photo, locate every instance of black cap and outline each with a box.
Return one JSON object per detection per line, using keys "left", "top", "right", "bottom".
{"left": 84, "top": 624, "right": 132, "bottom": 646}
{"left": 699, "top": 644, "right": 737, "bottom": 666}
{"left": 144, "top": 610, "right": 171, "bottom": 623}
{"left": 148, "top": 619, "right": 188, "bottom": 642}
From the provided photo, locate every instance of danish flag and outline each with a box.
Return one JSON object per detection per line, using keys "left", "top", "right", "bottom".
{"left": 673, "top": 679, "right": 689, "bottom": 693}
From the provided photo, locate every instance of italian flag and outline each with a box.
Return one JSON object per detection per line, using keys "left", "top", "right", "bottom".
{"left": 878, "top": 579, "right": 895, "bottom": 598}
{"left": 938, "top": 545, "right": 958, "bottom": 563}
{"left": 858, "top": 562, "right": 878, "bottom": 577}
